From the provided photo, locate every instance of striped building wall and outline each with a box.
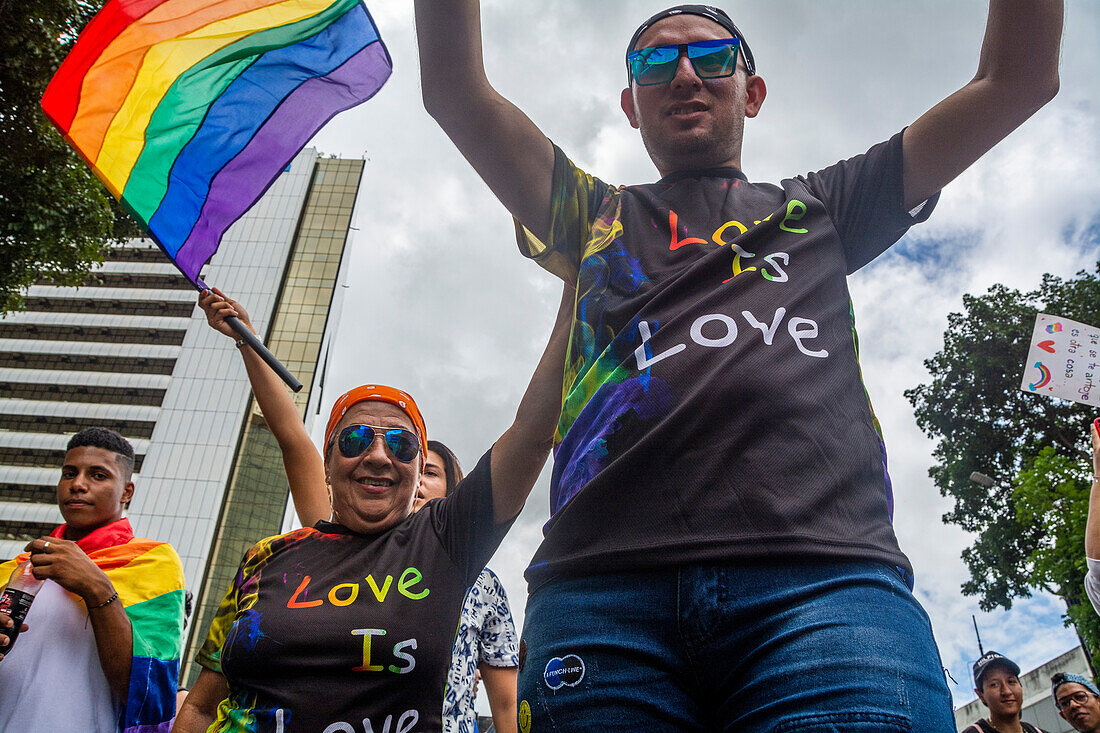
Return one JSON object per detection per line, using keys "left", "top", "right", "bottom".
{"left": 0, "top": 148, "right": 365, "bottom": 680}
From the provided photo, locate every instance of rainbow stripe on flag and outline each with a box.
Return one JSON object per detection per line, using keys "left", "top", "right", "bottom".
{"left": 41, "top": 0, "right": 391, "bottom": 286}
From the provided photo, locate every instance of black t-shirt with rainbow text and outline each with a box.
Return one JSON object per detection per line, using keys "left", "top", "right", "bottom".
{"left": 517, "top": 131, "right": 935, "bottom": 586}
{"left": 198, "top": 450, "right": 508, "bottom": 732}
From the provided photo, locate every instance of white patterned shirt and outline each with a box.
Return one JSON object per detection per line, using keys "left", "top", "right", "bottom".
{"left": 444, "top": 568, "right": 519, "bottom": 733}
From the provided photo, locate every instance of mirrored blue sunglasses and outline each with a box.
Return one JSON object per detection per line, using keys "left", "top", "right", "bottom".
{"left": 336, "top": 424, "right": 420, "bottom": 463}
{"left": 627, "top": 38, "right": 741, "bottom": 86}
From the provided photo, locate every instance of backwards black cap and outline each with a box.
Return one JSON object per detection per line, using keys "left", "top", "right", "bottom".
{"left": 626, "top": 5, "right": 756, "bottom": 79}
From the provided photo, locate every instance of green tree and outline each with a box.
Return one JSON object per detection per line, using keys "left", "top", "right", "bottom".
{"left": 905, "top": 265, "right": 1100, "bottom": 654}
{"left": 0, "top": 0, "right": 139, "bottom": 313}
{"left": 1014, "top": 447, "right": 1100, "bottom": 654}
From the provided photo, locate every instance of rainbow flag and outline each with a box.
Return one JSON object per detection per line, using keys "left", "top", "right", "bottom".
{"left": 41, "top": 0, "right": 391, "bottom": 286}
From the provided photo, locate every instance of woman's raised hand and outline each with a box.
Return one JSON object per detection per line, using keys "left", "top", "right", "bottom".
{"left": 198, "top": 287, "right": 254, "bottom": 339}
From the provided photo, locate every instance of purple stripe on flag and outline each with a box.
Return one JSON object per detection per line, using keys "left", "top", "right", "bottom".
{"left": 174, "top": 41, "right": 391, "bottom": 281}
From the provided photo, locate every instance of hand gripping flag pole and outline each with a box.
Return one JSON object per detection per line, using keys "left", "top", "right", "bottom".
{"left": 41, "top": 0, "right": 392, "bottom": 391}
{"left": 194, "top": 278, "right": 302, "bottom": 392}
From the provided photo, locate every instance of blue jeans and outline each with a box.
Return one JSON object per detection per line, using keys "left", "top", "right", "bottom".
{"left": 516, "top": 561, "right": 954, "bottom": 732}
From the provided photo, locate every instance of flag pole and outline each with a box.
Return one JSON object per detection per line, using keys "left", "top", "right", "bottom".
{"left": 197, "top": 280, "right": 303, "bottom": 393}
{"left": 226, "top": 316, "right": 303, "bottom": 392}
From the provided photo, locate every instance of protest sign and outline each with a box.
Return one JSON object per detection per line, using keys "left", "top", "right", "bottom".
{"left": 1020, "top": 313, "right": 1100, "bottom": 405}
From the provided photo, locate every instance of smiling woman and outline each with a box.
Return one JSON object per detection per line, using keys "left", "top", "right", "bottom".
{"left": 172, "top": 286, "right": 572, "bottom": 733}
{"left": 324, "top": 393, "right": 426, "bottom": 534}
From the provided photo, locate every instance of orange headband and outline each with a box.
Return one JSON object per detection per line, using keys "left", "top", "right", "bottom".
{"left": 325, "top": 384, "right": 428, "bottom": 466}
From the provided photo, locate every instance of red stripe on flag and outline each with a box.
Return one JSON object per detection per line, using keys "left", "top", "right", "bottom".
{"left": 41, "top": 0, "right": 164, "bottom": 133}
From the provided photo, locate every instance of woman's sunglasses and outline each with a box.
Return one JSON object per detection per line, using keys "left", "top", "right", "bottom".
{"left": 335, "top": 424, "right": 420, "bottom": 464}
{"left": 627, "top": 38, "right": 741, "bottom": 86}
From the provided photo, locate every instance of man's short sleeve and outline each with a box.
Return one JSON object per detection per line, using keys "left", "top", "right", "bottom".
{"left": 1085, "top": 558, "right": 1100, "bottom": 616}
{"left": 800, "top": 129, "right": 938, "bottom": 273}
{"left": 514, "top": 144, "right": 612, "bottom": 283}
{"left": 475, "top": 569, "right": 518, "bottom": 667}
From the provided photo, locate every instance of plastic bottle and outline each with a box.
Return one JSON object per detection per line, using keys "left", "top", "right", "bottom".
{"left": 0, "top": 560, "right": 44, "bottom": 656}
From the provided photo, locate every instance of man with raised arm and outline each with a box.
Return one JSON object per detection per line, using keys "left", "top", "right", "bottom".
{"left": 415, "top": 3, "right": 1063, "bottom": 729}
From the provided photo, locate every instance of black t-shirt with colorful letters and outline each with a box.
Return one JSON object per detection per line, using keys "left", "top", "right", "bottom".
{"left": 517, "top": 131, "right": 935, "bottom": 586}
{"left": 198, "top": 450, "right": 507, "bottom": 732}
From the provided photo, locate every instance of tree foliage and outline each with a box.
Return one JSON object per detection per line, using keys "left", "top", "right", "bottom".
{"left": 905, "top": 265, "right": 1100, "bottom": 649}
{"left": 1014, "top": 447, "right": 1100, "bottom": 654}
{"left": 0, "top": 0, "right": 139, "bottom": 313}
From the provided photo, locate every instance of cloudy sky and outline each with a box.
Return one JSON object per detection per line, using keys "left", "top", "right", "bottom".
{"left": 302, "top": 0, "right": 1099, "bottom": 709}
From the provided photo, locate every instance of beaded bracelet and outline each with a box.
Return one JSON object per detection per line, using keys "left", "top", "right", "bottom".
{"left": 88, "top": 591, "right": 119, "bottom": 610}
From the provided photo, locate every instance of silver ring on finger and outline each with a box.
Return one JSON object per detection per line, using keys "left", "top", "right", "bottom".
{"left": 43, "top": 541, "right": 50, "bottom": 550}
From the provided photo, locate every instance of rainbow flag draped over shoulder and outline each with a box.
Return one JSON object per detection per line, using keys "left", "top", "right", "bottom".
{"left": 41, "top": 0, "right": 392, "bottom": 286}
{"left": 0, "top": 518, "right": 186, "bottom": 733}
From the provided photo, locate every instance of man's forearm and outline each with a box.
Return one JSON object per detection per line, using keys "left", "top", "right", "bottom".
{"left": 414, "top": 0, "right": 490, "bottom": 120}
{"left": 413, "top": 0, "right": 556, "bottom": 239}
{"left": 900, "top": 0, "right": 1062, "bottom": 209}
{"left": 975, "top": 0, "right": 1062, "bottom": 97}
{"left": 88, "top": 593, "right": 134, "bottom": 702}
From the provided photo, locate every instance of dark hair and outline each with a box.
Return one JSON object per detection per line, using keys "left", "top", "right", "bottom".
{"left": 67, "top": 428, "right": 135, "bottom": 480}
{"left": 427, "top": 440, "right": 463, "bottom": 495}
